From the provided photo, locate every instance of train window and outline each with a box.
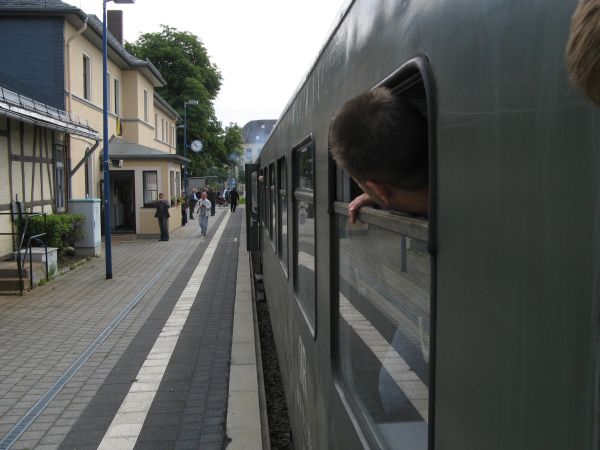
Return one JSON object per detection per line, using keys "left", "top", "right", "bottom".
{"left": 269, "top": 162, "right": 276, "bottom": 246}
{"left": 278, "top": 156, "right": 288, "bottom": 272}
{"left": 332, "top": 58, "right": 436, "bottom": 449}
{"left": 293, "top": 136, "right": 316, "bottom": 332}
{"left": 261, "top": 166, "right": 267, "bottom": 228}
{"left": 259, "top": 167, "right": 265, "bottom": 225}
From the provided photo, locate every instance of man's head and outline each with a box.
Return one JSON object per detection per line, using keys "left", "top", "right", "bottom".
{"left": 329, "top": 87, "right": 429, "bottom": 214}
{"left": 192, "top": 188, "right": 197, "bottom": 193}
{"left": 158, "top": 193, "right": 164, "bottom": 200}
{"left": 566, "top": 0, "right": 600, "bottom": 104}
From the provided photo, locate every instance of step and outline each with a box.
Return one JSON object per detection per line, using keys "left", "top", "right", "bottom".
{"left": 0, "top": 277, "right": 26, "bottom": 292}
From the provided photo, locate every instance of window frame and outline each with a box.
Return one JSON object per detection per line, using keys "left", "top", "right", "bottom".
{"left": 277, "top": 155, "right": 288, "bottom": 276}
{"left": 82, "top": 53, "right": 92, "bottom": 101}
{"left": 293, "top": 134, "right": 317, "bottom": 337}
{"left": 143, "top": 89, "right": 149, "bottom": 123}
{"left": 143, "top": 170, "right": 158, "bottom": 207}
{"left": 54, "top": 144, "right": 66, "bottom": 212}
{"left": 113, "top": 77, "right": 121, "bottom": 116}
{"left": 330, "top": 56, "right": 438, "bottom": 450}
{"left": 269, "top": 161, "right": 276, "bottom": 249}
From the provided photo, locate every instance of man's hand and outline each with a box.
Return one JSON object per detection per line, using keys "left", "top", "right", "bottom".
{"left": 348, "top": 193, "right": 376, "bottom": 224}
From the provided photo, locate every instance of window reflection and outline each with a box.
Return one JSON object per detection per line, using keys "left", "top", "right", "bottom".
{"left": 296, "top": 198, "right": 315, "bottom": 320}
{"left": 337, "top": 216, "right": 430, "bottom": 448}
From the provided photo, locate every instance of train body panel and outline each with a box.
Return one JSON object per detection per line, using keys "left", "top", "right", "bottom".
{"left": 251, "top": 0, "right": 599, "bottom": 448}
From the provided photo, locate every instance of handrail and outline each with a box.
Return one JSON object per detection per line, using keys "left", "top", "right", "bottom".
{"left": 0, "top": 211, "right": 48, "bottom": 295}
{"left": 333, "top": 201, "right": 429, "bottom": 242}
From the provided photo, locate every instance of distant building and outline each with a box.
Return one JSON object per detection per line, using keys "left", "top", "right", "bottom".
{"left": 241, "top": 120, "right": 276, "bottom": 164}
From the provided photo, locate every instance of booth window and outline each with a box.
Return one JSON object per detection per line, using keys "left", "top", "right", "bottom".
{"left": 332, "top": 58, "right": 436, "bottom": 449}
{"left": 143, "top": 171, "right": 158, "bottom": 207}
{"left": 293, "top": 136, "right": 316, "bottom": 332}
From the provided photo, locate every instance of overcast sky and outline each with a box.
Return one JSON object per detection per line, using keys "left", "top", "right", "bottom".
{"left": 73, "top": 0, "right": 348, "bottom": 128}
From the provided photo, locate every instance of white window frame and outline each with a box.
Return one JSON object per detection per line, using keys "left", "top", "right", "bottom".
{"left": 143, "top": 89, "right": 149, "bottom": 123}
{"left": 113, "top": 77, "right": 121, "bottom": 116}
{"left": 83, "top": 53, "right": 92, "bottom": 101}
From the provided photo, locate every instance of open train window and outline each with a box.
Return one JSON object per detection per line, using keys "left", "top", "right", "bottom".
{"left": 277, "top": 156, "right": 288, "bottom": 274}
{"left": 331, "top": 57, "right": 436, "bottom": 449}
{"left": 293, "top": 135, "right": 316, "bottom": 335}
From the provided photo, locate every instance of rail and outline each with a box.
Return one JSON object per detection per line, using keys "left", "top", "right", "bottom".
{"left": 334, "top": 201, "right": 429, "bottom": 273}
{"left": 333, "top": 201, "right": 428, "bottom": 242}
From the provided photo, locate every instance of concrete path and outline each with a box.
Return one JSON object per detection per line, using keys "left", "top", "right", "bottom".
{"left": 0, "top": 205, "right": 263, "bottom": 449}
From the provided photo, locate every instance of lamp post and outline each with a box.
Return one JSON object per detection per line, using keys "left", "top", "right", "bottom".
{"left": 103, "top": 0, "right": 134, "bottom": 279}
{"left": 183, "top": 100, "right": 199, "bottom": 194}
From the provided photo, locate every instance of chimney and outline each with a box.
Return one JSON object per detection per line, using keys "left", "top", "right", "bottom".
{"left": 107, "top": 10, "right": 124, "bottom": 45}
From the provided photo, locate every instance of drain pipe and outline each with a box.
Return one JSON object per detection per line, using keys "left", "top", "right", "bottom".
{"left": 65, "top": 17, "right": 88, "bottom": 113}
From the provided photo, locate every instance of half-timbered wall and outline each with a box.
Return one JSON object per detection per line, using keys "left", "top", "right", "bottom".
{"left": 0, "top": 116, "right": 65, "bottom": 258}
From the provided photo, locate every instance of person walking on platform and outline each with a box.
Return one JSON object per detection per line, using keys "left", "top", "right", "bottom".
{"left": 229, "top": 187, "right": 240, "bottom": 212}
{"left": 181, "top": 189, "right": 188, "bottom": 226}
{"left": 207, "top": 186, "right": 217, "bottom": 216}
{"left": 188, "top": 188, "right": 198, "bottom": 219}
{"left": 154, "top": 193, "right": 171, "bottom": 241}
{"left": 197, "top": 191, "right": 212, "bottom": 236}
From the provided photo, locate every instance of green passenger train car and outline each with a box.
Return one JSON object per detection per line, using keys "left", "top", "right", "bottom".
{"left": 244, "top": 0, "right": 599, "bottom": 448}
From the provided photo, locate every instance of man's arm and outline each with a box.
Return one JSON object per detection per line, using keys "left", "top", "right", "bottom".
{"left": 348, "top": 193, "right": 377, "bottom": 224}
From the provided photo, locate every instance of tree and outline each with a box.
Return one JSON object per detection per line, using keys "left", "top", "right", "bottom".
{"left": 126, "top": 25, "right": 228, "bottom": 174}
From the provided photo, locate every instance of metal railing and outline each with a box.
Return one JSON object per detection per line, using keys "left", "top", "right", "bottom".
{"left": 0, "top": 86, "right": 91, "bottom": 129}
{"left": 0, "top": 211, "right": 49, "bottom": 295}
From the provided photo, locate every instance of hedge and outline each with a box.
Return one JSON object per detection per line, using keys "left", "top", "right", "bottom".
{"left": 23, "top": 213, "right": 86, "bottom": 254}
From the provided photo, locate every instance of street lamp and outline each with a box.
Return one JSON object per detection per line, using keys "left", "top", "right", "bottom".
{"left": 183, "top": 99, "right": 199, "bottom": 194}
{"left": 103, "top": 0, "right": 134, "bottom": 279}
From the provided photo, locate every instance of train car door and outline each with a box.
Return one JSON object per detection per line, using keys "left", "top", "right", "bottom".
{"left": 245, "top": 163, "right": 260, "bottom": 251}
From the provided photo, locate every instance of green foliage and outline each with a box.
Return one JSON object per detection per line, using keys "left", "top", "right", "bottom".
{"left": 125, "top": 26, "right": 221, "bottom": 155}
{"left": 126, "top": 26, "right": 244, "bottom": 180}
{"left": 24, "top": 214, "right": 86, "bottom": 254}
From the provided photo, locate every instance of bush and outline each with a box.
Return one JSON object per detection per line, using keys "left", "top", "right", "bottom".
{"left": 23, "top": 213, "right": 86, "bottom": 254}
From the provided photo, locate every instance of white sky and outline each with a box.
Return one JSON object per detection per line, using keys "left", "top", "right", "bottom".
{"left": 73, "top": 0, "right": 348, "bottom": 128}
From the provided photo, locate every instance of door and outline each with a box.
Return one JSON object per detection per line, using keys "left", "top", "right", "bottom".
{"left": 245, "top": 164, "right": 259, "bottom": 251}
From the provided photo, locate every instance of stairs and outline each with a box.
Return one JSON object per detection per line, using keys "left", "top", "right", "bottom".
{"left": 0, "top": 260, "right": 47, "bottom": 295}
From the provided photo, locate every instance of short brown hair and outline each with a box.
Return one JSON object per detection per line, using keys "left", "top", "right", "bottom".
{"left": 566, "top": 0, "right": 600, "bottom": 104}
{"left": 329, "top": 87, "right": 428, "bottom": 190}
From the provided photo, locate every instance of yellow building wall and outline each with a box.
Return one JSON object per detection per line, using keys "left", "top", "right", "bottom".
{"left": 0, "top": 118, "right": 64, "bottom": 258}
{"left": 152, "top": 103, "right": 177, "bottom": 154}
{"left": 65, "top": 22, "right": 121, "bottom": 200}
{"left": 110, "top": 159, "right": 181, "bottom": 235}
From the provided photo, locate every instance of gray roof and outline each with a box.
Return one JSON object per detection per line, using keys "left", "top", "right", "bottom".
{"left": 108, "top": 136, "right": 190, "bottom": 163}
{"left": 0, "top": 85, "right": 99, "bottom": 139}
{"left": 0, "top": 0, "right": 76, "bottom": 10}
{"left": 154, "top": 92, "right": 179, "bottom": 120}
{"left": 0, "top": 0, "right": 167, "bottom": 87}
{"left": 242, "top": 120, "right": 277, "bottom": 144}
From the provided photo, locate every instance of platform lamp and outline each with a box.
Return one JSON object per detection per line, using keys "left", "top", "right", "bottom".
{"left": 103, "top": 0, "right": 135, "bottom": 279}
{"left": 183, "top": 100, "right": 199, "bottom": 194}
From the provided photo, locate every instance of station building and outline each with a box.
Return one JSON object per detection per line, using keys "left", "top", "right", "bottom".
{"left": 0, "top": 0, "right": 187, "bottom": 247}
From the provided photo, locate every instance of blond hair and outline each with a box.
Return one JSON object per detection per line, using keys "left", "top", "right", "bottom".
{"left": 566, "top": 0, "right": 600, "bottom": 104}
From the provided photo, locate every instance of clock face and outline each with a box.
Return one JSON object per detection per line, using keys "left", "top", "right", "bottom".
{"left": 191, "top": 140, "right": 203, "bottom": 153}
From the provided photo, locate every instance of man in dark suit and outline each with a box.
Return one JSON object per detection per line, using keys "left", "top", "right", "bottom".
{"left": 154, "top": 193, "right": 171, "bottom": 241}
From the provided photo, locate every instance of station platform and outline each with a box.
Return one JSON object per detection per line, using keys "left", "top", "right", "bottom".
{"left": 0, "top": 206, "right": 266, "bottom": 450}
